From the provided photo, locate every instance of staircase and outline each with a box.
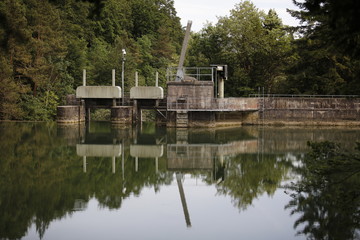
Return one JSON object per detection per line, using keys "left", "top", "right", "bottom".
{"left": 176, "top": 111, "right": 188, "bottom": 128}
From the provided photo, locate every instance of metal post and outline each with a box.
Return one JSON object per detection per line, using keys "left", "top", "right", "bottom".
{"left": 83, "top": 156, "right": 87, "bottom": 173}
{"left": 176, "top": 20, "right": 192, "bottom": 82}
{"left": 83, "top": 69, "right": 86, "bottom": 86}
{"left": 112, "top": 69, "right": 116, "bottom": 86}
{"left": 122, "top": 49, "right": 126, "bottom": 105}
{"left": 135, "top": 157, "right": 138, "bottom": 172}
{"left": 112, "top": 156, "right": 116, "bottom": 174}
{"left": 122, "top": 139, "right": 125, "bottom": 180}
{"left": 155, "top": 157, "right": 158, "bottom": 174}
{"left": 176, "top": 173, "right": 192, "bottom": 227}
{"left": 219, "top": 78, "right": 224, "bottom": 98}
{"left": 135, "top": 71, "right": 138, "bottom": 87}
{"left": 112, "top": 69, "right": 116, "bottom": 106}
{"left": 155, "top": 72, "right": 159, "bottom": 87}
{"left": 87, "top": 107, "right": 91, "bottom": 123}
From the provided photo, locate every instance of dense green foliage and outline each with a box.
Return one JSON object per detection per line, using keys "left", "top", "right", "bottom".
{"left": 189, "top": 2, "right": 293, "bottom": 96}
{"left": 189, "top": 0, "right": 360, "bottom": 96}
{"left": 0, "top": 0, "right": 182, "bottom": 120}
{"left": 1, "top": 0, "right": 360, "bottom": 120}
{"left": 280, "top": 0, "right": 360, "bottom": 94}
{"left": 286, "top": 141, "right": 360, "bottom": 239}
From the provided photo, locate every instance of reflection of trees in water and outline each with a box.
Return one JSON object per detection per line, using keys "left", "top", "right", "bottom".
{"left": 286, "top": 142, "right": 360, "bottom": 240}
{"left": 0, "top": 123, "right": 172, "bottom": 240}
{"left": 214, "top": 153, "right": 296, "bottom": 211}
{"left": 3, "top": 123, "right": 360, "bottom": 239}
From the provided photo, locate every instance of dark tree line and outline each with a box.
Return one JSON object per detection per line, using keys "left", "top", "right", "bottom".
{"left": 189, "top": 0, "right": 360, "bottom": 96}
{"left": 0, "top": 0, "right": 182, "bottom": 120}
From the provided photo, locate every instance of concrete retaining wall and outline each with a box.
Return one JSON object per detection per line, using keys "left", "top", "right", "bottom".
{"left": 261, "top": 97, "right": 360, "bottom": 125}
{"left": 215, "top": 97, "right": 258, "bottom": 111}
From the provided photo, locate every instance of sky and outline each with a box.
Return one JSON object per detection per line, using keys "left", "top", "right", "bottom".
{"left": 173, "top": 0, "right": 301, "bottom": 32}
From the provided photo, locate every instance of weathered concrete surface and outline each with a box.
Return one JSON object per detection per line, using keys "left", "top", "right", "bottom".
{"left": 111, "top": 106, "right": 132, "bottom": 124}
{"left": 76, "top": 86, "right": 121, "bottom": 98}
{"left": 167, "top": 81, "right": 214, "bottom": 110}
{"left": 130, "top": 86, "right": 164, "bottom": 99}
{"left": 57, "top": 105, "right": 85, "bottom": 123}
{"left": 167, "top": 81, "right": 258, "bottom": 112}
{"left": 215, "top": 111, "right": 259, "bottom": 126}
{"left": 66, "top": 94, "right": 79, "bottom": 105}
{"left": 167, "top": 140, "right": 258, "bottom": 170}
{"left": 76, "top": 144, "right": 122, "bottom": 157}
{"left": 188, "top": 111, "right": 215, "bottom": 127}
{"left": 214, "top": 97, "right": 258, "bottom": 111}
{"left": 130, "top": 145, "right": 164, "bottom": 158}
{"left": 261, "top": 97, "right": 360, "bottom": 125}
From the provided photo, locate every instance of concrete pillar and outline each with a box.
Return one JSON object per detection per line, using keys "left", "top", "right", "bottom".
{"left": 135, "top": 157, "right": 138, "bottom": 172}
{"left": 219, "top": 78, "right": 224, "bottom": 98}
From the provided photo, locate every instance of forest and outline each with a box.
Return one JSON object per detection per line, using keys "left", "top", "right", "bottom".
{"left": 0, "top": 0, "right": 359, "bottom": 120}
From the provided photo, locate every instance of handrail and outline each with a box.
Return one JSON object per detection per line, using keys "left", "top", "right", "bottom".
{"left": 166, "top": 67, "right": 214, "bottom": 82}
{"left": 249, "top": 94, "right": 359, "bottom": 98}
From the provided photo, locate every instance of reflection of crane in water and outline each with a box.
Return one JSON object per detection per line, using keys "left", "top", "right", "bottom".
{"left": 176, "top": 173, "right": 192, "bottom": 227}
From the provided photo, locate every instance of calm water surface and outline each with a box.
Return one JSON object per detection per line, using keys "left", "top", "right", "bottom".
{"left": 1, "top": 122, "right": 359, "bottom": 240}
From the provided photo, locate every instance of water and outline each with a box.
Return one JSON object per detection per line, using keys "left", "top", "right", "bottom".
{"left": 0, "top": 122, "right": 359, "bottom": 240}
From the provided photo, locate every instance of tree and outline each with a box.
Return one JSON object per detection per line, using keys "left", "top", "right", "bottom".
{"left": 289, "top": 0, "right": 360, "bottom": 58}
{"left": 188, "top": 1, "right": 293, "bottom": 96}
{"left": 280, "top": 0, "right": 360, "bottom": 95}
{"left": 0, "top": 0, "right": 183, "bottom": 120}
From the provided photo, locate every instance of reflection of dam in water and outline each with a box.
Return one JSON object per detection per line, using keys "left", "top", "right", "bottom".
{"left": 62, "top": 124, "right": 360, "bottom": 158}
{"left": 76, "top": 140, "right": 259, "bottom": 172}
{"left": 167, "top": 140, "right": 258, "bottom": 170}
{"left": 64, "top": 123, "right": 360, "bottom": 173}
{"left": 63, "top": 123, "right": 360, "bottom": 229}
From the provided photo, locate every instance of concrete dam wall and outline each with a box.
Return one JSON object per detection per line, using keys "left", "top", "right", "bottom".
{"left": 259, "top": 97, "right": 360, "bottom": 125}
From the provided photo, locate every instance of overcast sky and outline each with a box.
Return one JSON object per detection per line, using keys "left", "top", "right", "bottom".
{"left": 174, "top": 0, "right": 301, "bottom": 31}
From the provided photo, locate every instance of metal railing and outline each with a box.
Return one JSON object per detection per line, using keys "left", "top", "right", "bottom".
{"left": 249, "top": 94, "right": 360, "bottom": 98}
{"left": 166, "top": 67, "right": 214, "bottom": 82}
